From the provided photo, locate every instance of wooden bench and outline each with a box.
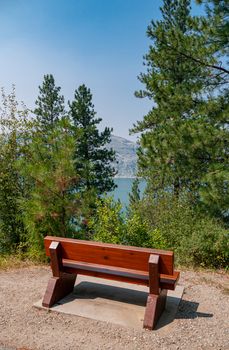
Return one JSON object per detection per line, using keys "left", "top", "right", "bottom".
{"left": 42, "top": 236, "right": 180, "bottom": 330}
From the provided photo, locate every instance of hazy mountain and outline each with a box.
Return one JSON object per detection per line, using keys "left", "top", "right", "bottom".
{"left": 109, "top": 135, "right": 138, "bottom": 178}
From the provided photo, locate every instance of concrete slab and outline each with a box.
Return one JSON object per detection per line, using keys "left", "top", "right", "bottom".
{"left": 34, "top": 275, "right": 184, "bottom": 331}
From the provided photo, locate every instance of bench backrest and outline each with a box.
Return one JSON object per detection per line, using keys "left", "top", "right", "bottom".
{"left": 44, "top": 236, "right": 174, "bottom": 275}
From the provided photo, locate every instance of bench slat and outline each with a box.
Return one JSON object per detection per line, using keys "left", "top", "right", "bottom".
{"left": 44, "top": 236, "right": 174, "bottom": 275}
{"left": 62, "top": 259, "right": 179, "bottom": 290}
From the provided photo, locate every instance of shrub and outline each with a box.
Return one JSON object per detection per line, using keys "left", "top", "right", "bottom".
{"left": 176, "top": 217, "right": 228, "bottom": 267}
{"left": 89, "top": 194, "right": 228, "bottom": 269}
{"left": 88, "top": 197, "right": 126, "bottom": 244}
{"left": 137, "top": 194, "right": 229, "bottom": 268}
{"left": 125, "top": 212, "right": 167, "bottom": 249}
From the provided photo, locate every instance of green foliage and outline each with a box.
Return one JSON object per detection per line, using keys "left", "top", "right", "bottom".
{"left": 88, "top": 197, "right": 126, "bottom": 244}
{"left": 177, "top": 217, "right": 228, "bottom": 268}
{"left": 0, "top": 87, "right": 29, "bottom": 253}
{"left": 134, "top": 193, "right": 229, "bottom": 268}
{"left": 69, "top": 84, "right": 116, "bottom": 196}
{"left": 128, "top": 177, "right": 141, "bottom": 209}
{"left": 17, "top": 74, "right": 83, "bottom": 257}
{"left": 34, "top": 74, "right": 65, "bottom": 128}
{"left": 131, "top": 0, "right": 229, "bottom": 221}
{"left": 18, "top": 118, "right": 80, "bottom": 257}
{"left": 196, "top": 0, "right": 229, "bottom": 56}
{"left": 0, "top": 78, "right": 118, "bottom": 258}
{"left": 88, "top": 194, "right": 228, "bottom": 268}
{"left": 125, "top": 212, "right": 149, "bottom": 246}
{"left": 131, "top": 0, "right": 211, "bottom": 192}
{"left": 125, "top": 212, "right": 167, "bottom": 249}
{"left": 127, "top": 179, "right": 167, "bottom": 249}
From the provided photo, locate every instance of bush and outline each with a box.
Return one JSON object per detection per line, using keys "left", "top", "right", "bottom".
{"left": 176, "top": 217, "right": 228, "bottom": 267}
{"left": 125, "top": 212, "right": 167, "bottom": 249}
{"left": 88, "top": 197, "right": 126, "bottom": 244}
{"left": 88, "top": 197, "right": 167, "bottom": 249}
{"left": 89, "top": 194, "right": 228, "bottom": 269}
{"left": 137, "top": 194, "right": 229, "bottom": 268}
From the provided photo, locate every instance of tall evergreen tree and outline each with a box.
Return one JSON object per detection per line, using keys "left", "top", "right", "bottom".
{"left": 34, "top": 74, "right": 65, "bottom": 128}
{"left": 194, "top": 0, "right": 229, "bottom": 219}
{"left": 132, "top": 0, "right": 204, "bottom": 194}
{"left": 129, "top": 178, "right": 141, "bottom": 209}
{"left": 69, "top": 84, "right": 116, "bottom": 197}
{"left": 19, "top": 118, "right": 80, "bottom": 257}
{"left": 17, "top": 75, "right": 81, "bottom": 256}
{"left": 131, "top": 0, "right": 228, "bottom": 220}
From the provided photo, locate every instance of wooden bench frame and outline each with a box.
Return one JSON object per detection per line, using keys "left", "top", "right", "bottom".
{"left": 42, "top": 236, "right": 180, "bottom": 330}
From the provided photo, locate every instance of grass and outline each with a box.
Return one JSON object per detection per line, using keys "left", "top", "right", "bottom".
{"left": 0, "top": 254, "right": 43, "bottom": 270}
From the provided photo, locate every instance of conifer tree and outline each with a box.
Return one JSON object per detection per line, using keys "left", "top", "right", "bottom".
{"left": 129, "top": 178, "right": 141, "bottom": 209}
{"left": 34, "top": 74, "right": 65, "bottom": 128}
{"left": 69, "top": 84, "right": 116, "bottom": 197}
{"left": 18, "top": 75, "right": 81, "bottom": 255}
{"left": 19, "top": 118, "right": 80, "bottom": 257}
{"left": 132, "top": 0, "right": 204, "bottom": 193}
{"left": 131, "top": 0, "right": 228, "bottom": 220}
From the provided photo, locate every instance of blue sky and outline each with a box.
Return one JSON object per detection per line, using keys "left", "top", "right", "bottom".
{"left": 0, "top": 0, "right": 204, "bottom": 141}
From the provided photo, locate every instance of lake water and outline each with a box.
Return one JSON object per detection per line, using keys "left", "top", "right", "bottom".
{"left": 109, "top": 178, "right": 146, "bottom": 208}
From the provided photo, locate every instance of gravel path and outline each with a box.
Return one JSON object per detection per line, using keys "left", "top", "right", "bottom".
{"left": 0, "top": 266, "right": 228, "bottom": 350}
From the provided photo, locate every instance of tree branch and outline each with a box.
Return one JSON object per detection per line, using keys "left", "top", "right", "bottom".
{"left": 176, "top": 50, "right": 229, "bottom": 75}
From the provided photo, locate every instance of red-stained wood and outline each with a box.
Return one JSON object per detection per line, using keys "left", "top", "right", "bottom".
{"left": 44, "top": 236, "right": 174, "bottom": 275}
{"left": 61, "top": 259, "right": 179, "bottom": 290}
{"left": 160, "top": 271, "right": 180, "bottom": 290}
{"left": 143, "top": 255, "right": 167, "bottom": 329}
{"left": 42, "top": 273, "right": 76, "bottom": 308}
{"left": 143, "top": 289, "right": 167, "bottom": 330}
{"left": 42, "top": 236, "right": 180, "bottom": 329}
{"left": 148, "top": 254, "right": 160, "bottom": 295}
{"left": 49, "top": 241, "right": 63, "bottom": 277}
{"left": 42, "top": 241, "right": 77, "bottom": 307}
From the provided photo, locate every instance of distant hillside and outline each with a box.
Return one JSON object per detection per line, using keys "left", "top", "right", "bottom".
{"left": 109, "top": 135, "right": 138, "bottom": 178}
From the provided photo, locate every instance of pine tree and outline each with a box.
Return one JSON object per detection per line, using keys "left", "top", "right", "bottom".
{"left": 131, "top": 0, "right": 228, "bottom": 220}
{"left": 69, "top": 84, "right": 116, "bottom": 197}
{"left": 132, "top": 0, "right": 204, "bottom": 193}
{"left": 19, "top": 118, "right": 80, "bottom": 257}
{"left": 17, "top": 75, "right": 81, "bottom": 256}
{"left": 34, "top": 74, "right": 65, "bottom": 128}
{"left": 129, "top": 178, "right": 141, "bottom": 208}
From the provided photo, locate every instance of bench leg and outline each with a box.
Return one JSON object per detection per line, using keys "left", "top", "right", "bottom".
{"left": 42, "top": 241, "right": 77, "bottom": 307}
{"left": 143, "top": 289, "right": 167, "bottom": 330}
{"left": 42, "top": 273, "right": 76, "bottom": 307}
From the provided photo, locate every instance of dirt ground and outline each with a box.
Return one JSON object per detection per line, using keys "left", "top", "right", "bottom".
{"left": 0, "top": 266, "right": 228, "bottom": 350}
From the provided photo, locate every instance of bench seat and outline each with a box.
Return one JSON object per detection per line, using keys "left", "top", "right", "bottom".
{"left": 63, "top": 259, "right": 180, "bottom": 290}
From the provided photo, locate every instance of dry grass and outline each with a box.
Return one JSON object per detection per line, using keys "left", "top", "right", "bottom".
{"left": 0, "top": 255, "right": 42, "bottom": 270}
